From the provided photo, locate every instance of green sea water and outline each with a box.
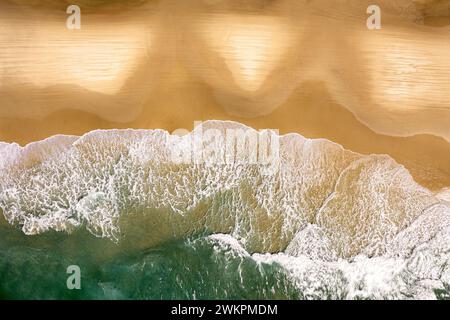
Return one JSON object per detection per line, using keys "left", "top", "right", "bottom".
{"left": 0, "top": 221, "right": 304, "bottom": 300}
{"left": 1, "top": 220, "right": 449, "bottom": 300}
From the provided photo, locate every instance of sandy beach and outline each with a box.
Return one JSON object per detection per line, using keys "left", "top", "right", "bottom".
{"left": 2, "top": 0, "right": 450, "bottom": 301}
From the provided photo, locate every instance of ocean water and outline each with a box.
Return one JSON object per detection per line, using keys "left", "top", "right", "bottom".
{"left": 0, "top": 120, "right": 449, "bottom": 300}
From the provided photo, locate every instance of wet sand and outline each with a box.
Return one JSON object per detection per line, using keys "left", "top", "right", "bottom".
{"left": 0, "top": 0, "right": 449, "bottom": 190}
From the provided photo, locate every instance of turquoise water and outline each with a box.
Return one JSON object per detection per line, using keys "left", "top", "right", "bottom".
{"left": 1, "top": 220, "right": 448, "bottom": 300}
{"left": 0, "top": 222, "right": 303, "bottom": 300}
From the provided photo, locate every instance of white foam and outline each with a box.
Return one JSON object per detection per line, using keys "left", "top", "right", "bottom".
{"left": 0, "top": 120, "right": 447, "bottom": 260}
{"left": 436, "top": 188, "right": 450, "bottom": 203}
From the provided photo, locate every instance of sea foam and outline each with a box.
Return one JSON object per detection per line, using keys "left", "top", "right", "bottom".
{"left": 0, "top": 120, "right": 448, "bottom": 261}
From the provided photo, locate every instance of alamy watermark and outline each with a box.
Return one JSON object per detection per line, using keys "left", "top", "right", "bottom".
{"left": 66, "top": 265, "right": 81, "bottom": 290}
{"left": 66, "top": 4, "right": 381, "bottom": 30}
{"left": 169, "top": 121, "right": 281, "bottom": 175}
{"left": 66, "top": 5, "right": 81, "bottom": 30}
{"left": 367, "top": 5, "right": 382, "bottom": 30}
{"left": 64, "top": 4, "right": 381, "bottom": 31}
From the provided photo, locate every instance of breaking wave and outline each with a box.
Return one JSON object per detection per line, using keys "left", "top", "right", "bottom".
{"left": 0, "top": 120, "right": 449, "bottom": 299}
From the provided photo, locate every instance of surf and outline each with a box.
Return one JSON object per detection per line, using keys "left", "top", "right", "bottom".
{"left": 0, "top": 120, "right": 449, "bottom": 299}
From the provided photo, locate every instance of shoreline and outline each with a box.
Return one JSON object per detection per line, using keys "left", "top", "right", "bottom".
{"left": 1, "top": 114, "right": 449, "bottom": 193}
{"left": 1, "top": 81, "right": 449, "bottom": 191}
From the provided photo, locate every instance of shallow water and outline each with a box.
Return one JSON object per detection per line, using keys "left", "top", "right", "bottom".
{"left": 0, "top": 121, "right": 449, "bottom": 299}
{"left": 0, "top": 225, "right": 303, "bottom": 300}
